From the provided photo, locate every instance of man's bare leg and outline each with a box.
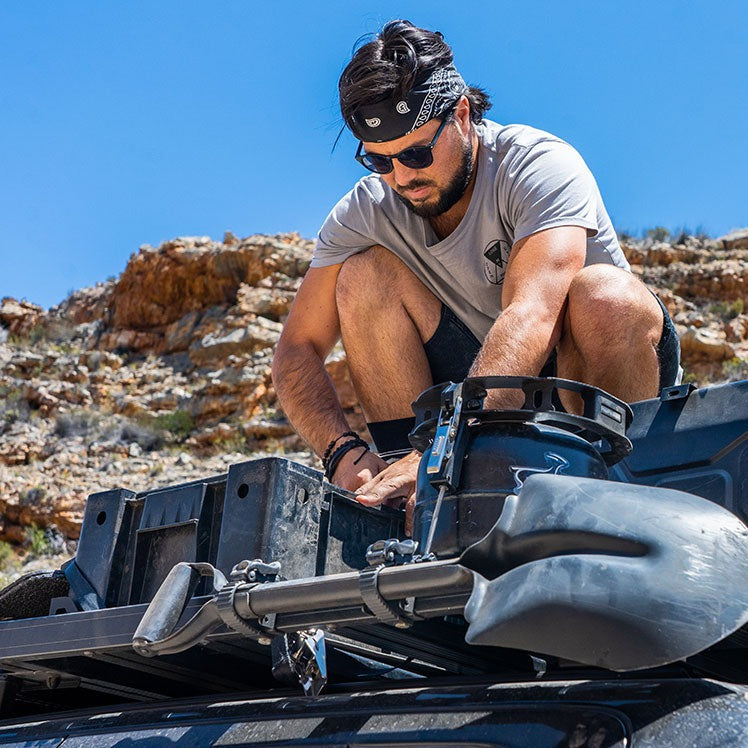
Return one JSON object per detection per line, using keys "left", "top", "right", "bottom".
{"left": 556, "top": 264, "right": 664, "bottom": 408}
{"left": 335, "top": 245, "right": 442, "bottom": 422}
{"left": 336, "top": 246, "right": 443, "bottom": 522}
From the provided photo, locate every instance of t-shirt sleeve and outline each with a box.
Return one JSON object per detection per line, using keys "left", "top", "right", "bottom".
{"left": 504, "top": 139, "right": 601, "bottom": 245}
{"left": 312, "top": 181, "right": 380, "bottom": 268}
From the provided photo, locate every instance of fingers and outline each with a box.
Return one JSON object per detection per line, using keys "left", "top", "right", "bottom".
{"left": 404, "top": 493, "right": 416, "bottom": 536}
{"left": 355, "top": 454, "right": 419, "bottom": 507}
{"left": 356, "top": 478, "right": 412, "bottom": 506}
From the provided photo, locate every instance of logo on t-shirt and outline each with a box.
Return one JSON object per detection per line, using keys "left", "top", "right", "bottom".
{"left": 483, "top": 239, "right": 511, "bottom": 285}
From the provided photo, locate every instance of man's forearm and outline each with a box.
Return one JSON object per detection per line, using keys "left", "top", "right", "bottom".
{"left": 469, "top": 303, "right": 560, "bottom": 405}
{"left": 272, "top": 341, "right": 352, "bottom": 457}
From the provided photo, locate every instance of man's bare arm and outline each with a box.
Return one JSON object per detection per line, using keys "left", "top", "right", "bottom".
{"left": 272, "top": 265, "right": 346, "bottom": 455}
{"left": 272, "top": 265, "right": 388, "bottom": 489}
{"left": 470, "top": 225, "right": 587, "bottom": 399}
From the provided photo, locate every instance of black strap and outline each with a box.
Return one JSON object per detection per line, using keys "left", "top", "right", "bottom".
{"left": 358, "top": 565, "right": 410, "bottom": 628}
{"left": 215, "top": 583, "right": 262, "bottom": 639}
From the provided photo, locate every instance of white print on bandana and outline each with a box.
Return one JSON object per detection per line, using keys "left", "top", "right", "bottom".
{"left": 412, "top": 68, "right": 446, "bottom": 131}
{"left": 396, "top": 101, "right": 410, "bottom": 114}
{"left": 365, "top": 117, "right": 381, "bottom": 128}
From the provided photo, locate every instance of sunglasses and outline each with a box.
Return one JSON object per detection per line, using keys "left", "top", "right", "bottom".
{"left": 355, "top": 108, "right": 455, "bottom": 174}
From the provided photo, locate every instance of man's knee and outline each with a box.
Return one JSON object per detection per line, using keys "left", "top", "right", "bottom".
{"left": 566, "top": 265, "right": 661, "bottom": 341}
{"left": 336, "top": 245, "right": 439, "bottom": 328}
{"left": 336, "top": 245, "right": 394, "bottom": 313}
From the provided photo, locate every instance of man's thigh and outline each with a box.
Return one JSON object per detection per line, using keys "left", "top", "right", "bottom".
{"left": 551, "top": 287, "right": 681, "bottom": 391}
{"left": 368, "top": 303, "right": 481, "bottom": 454}
{"left": 336, "top": 245, "right": 442, "bottom": 345}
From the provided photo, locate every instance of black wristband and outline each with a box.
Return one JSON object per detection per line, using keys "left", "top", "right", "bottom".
{"left": 322, "top": 430, "right": 359, "bottom": 465}
{"left": 324, "top": 437, "right": 369, "bottom": 481}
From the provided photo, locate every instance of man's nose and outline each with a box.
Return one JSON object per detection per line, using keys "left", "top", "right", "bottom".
{"left": 391, "top": 159, "right": 420, "bottom": 185}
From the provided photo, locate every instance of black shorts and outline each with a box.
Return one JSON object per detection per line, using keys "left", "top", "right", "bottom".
{"left": 424, "top": 297, "right": 681, "bottom": 392}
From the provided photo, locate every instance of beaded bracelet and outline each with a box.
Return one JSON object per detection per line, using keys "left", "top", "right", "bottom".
{"left": 324, "top": 437, "right": 370, "bottom": 481}
{"left": 322, "top": 430, "right": 359, "bottom": 466}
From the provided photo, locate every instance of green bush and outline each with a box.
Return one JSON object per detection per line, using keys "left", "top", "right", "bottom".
{"left": 28, "top": 325, "right": 47, "bottom": 345}
{"left": 646, "top": 226, "right": 670, "bottom": 242}
{"left": 20, "top": 486, "right": 46, "bottom": 507}
{"left": 152, "top": 410, "right": 195, "bottom": 441}
{"left": 119, "top": 420, "right": 162, "bottom": 451}
{"left": 0, "top": 387, "right": 31, "bottom": 426}
{"left": 0, "top": 539, "right": 19, "bottom": 589}
{"left": 722, "top": 357, "right": 748, "bottom": 383}
{"left": 617, "top": 229, "right": 636, "bottom": 242}
{"left": 54, "top": 410, "right": 101, "bottom": 438}
{"left": 709, "top": 299, "right": 744, "bottom": 321}
{"left": 25, "top": 525, "right": 60, "bottom": 559}
{"left": 0, "top": 541, "right": 12, "bottom": 567}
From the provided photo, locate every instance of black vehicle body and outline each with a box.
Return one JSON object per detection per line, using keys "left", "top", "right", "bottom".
{"left": 1, "top": 377, "right": 747, "bottom": 746}
{"left": 2, "top": 677, "right": 748, "bottom": 746}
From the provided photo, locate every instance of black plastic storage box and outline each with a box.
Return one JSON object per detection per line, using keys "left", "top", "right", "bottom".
{"left": 68, "top": 457, "right": 404, "bottom": 613}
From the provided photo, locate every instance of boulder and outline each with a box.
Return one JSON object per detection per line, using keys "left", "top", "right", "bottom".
{"left": 111, "top": 235, "right": 312, "bottom": 330}
{"left": 718, "top": 228, "right": 748, "bottom": 250}
{"left": 725, "top": 316, "right": 748, "bottom": 343}
{"left": 0, "top": 298, "right": 43, "bottom": 338}
{"left": 50, "top": 282, "right": 115, "bottom": 326}
{"left": 189, "top": 317, "right": 282, "bottom": 365}
{"left": 680, "top": 327, "right": 735, "bottom": 362}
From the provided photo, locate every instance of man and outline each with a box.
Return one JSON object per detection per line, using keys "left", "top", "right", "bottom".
{"left": 271, "top": 20, "right": 680, "bottom": 523}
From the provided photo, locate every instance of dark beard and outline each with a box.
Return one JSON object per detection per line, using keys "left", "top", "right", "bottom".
{"left": 393, "top": 139, "right": 475, "bottom": 218}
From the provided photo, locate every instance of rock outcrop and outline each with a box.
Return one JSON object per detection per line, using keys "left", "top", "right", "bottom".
{"left": 624, "top": 228, "right": 748, "bottom": 381}
{"left": 0, "top": 233, "right": 360, "bottom": 578}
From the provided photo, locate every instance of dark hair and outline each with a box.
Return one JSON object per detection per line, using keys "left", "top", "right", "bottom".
{"left": 339, "top": 20, "right": 491, "bottom": 132}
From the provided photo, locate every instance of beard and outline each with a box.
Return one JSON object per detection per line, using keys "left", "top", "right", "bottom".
{"left": 393, "top": 138, "right": 475, "bottom": 218}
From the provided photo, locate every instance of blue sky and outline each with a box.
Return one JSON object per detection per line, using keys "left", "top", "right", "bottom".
{"left": 1, "top": 1, "right": 746, "bottom": 309}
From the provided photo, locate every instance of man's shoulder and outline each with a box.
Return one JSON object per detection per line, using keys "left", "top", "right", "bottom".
{"left": 348, "top": 174, "right": 388, "bottom": 204}
{"left": 478, "top": 120, "right": 570, "bottom": 156}
{"left": 325, "top": 174, "right": 391, "bottom": 222}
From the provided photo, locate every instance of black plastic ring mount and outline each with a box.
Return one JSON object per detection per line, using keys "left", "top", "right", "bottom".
{"left": 409, "top": 376, "right": 634, "bottom": 466}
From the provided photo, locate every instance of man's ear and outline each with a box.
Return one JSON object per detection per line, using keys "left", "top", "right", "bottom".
{"left": 454, "top": 94, "right": 472, "bottom": 132}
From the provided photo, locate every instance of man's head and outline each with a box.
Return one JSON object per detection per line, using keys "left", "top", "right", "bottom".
{"left": 339, "top": 21, "right": 490, "bottom": 218}
{"left": 367, "top": 100, "right": 475, "bottom": 218}
{"left": 339, "top": 20, "right": 491, "bottom": 143}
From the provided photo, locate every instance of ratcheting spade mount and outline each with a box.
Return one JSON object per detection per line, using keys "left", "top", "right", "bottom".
{"left": 409, "top": 376, "right": 633, "bottom": 557}
{"left": 131, "top": 551, "right": 474, "bottom": 696}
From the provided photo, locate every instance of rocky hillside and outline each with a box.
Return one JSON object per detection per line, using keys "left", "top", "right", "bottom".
{"left": 1, "top": 228, "right": 747, "bottom": 581}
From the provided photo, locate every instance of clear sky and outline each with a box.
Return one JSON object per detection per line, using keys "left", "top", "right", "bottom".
{"left": 1, "top": 1, "right": 746, "bottom": 309}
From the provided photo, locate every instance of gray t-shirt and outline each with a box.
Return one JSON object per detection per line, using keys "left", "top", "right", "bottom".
{"left": 313, "top": 120, "right": 628, "bottom": 341}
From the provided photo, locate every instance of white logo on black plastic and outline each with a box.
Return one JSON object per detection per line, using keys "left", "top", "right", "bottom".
{"left": 365, "top": 117, "right": 381, "bottom": 128}
{"left": 396, "top": 101, "right": 410, "bottom": 114}
{"left": 511, "top": 453, "right": 570, "bottom": 491}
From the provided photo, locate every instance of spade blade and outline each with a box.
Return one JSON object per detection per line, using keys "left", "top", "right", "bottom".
{"left": 463, "top": 474, "right": 748, "bottom": 671}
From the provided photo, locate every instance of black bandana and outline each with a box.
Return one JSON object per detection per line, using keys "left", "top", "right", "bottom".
{"left": 350, "top": 64, "right": 467, "bottom": 143}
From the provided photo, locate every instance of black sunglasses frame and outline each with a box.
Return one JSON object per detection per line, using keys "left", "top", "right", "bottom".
{"left": 355, "top": 107, "right": 456, "bottom": 174}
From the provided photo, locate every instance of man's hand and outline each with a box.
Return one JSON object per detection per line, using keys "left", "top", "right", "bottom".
{"left": 354, "top": 450, "right": 421, "bottom": 535}
{"left": 331, "top": 448, "right": 389, "bottom": 493}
